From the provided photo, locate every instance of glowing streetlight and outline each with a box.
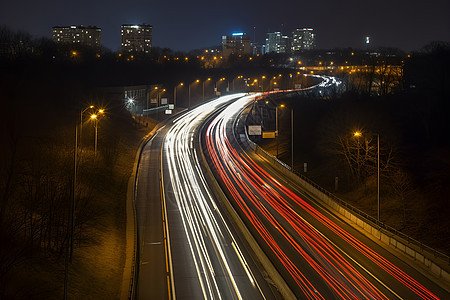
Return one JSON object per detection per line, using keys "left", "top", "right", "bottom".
{"left": 68, "top": 104, "right": 104, "bottom": 291}
{"left": 90, "top": 110, "right": 104, "bottom": 157}
{"left": 215, "top": 77, "right": 228, "bottom": 94}
{"left": 203, "top": 78, "right": 211, "bottom": 100}
{"left": 276, "top": 104, "right": 285, "bottom": 158}
{"left": 80, "top": 105, "right": 94, "bottom": 152}
{"left": 174, "top": 82, "right": 183, "bottom": 108}
{"left": 353, "top": 131, "right": 362, "bottom": 138}
{"left": 189, "top": 79, "right": 200, "bottom": 108}
{"left": 232, "top": 75, "right": 242, "bottom": 92}
{"left": 353, "top": 131, "right": 380, "bottom": 221}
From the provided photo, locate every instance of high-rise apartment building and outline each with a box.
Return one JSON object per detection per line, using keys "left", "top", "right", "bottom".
{"left": 121, "top": 24, "right": 152, "bottom": 54}
{"left": 291, "top": 28, "right": 316, "bottom": 51}
{"left": 52, "top": 25, "right": 101, "bottom": 48}
{"left": 264, "top": 32, "right": 289, "bottom": 54}
{"left": 222, "top": 33, "right": 251, "bottom": 57}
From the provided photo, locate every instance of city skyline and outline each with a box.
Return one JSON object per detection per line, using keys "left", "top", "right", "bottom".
{"left": 1, "top": 0, "right": 449, "bottom": 52}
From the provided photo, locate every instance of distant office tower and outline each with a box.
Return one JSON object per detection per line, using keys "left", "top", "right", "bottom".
{"left": 222, "top": 33, "right": 251, "bottom": 57}
{"left": 52, "top": 25, "right": 101, "bottom": 48}
{"left": 121, "top": 24, "right": 152, "bottom": 54}
{"left": 265, "top": 32, "right": 290, "bottom": 54}
{"left": 291, "top": 28, "right": 316, "bottom": 51}
{"left": 251, "top": 42, "right": 262, "bottom": 55}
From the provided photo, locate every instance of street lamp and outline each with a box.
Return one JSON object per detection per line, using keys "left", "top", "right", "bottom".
{"left": 80, "top": 105, "right": 94, "bottom": 152}
{"left": 148, "top": 86, "right": 159, "bottom": 110}
{"left": 91, "top": 114, "right": 98, "bottom": 156}
{"left": 189, "top": 79, "right": 200, "bottom": 108}
{"left": 232, "top": 75, "right": 243, "bottom": 92}
{"left": 276, "top": 104, "right": 285, "bottom": 158}
{"left": 158, "top": 88, "right": 166, "bottom": 105}
{"left": 215, "top": 77, "right": 228, "bottom": 94}
{"left": 291, "top": 108, "right": 294, "bottom": 170}
{"left": 353, "top": 131, "right": 380, "bottom": 221}
{"left": 174, "top": 82, "right": 183, "bottom": 108}
{"left": 66, "top": 104, "right": 100, "bottom": 297}
{"left": 261, "top": 75, "right": 266, "bottom": 92}
{"left": 215, "top": 78, "right": 223, "bottom": 94}
{"left": 203, "top": 78, "right": 211, "bottom": 101}
{"left": 91, "top": 109, "right": 105, "bottom": 157}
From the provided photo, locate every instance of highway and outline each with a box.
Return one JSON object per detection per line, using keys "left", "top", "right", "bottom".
{"left": 135, "top": 76, "right": 448, "bottom": 299}
{"left": 201, "top": 94, "right": 449, "bottom": 299}
{"left": 136, "top": 94, "right": 275, "bottom": 299}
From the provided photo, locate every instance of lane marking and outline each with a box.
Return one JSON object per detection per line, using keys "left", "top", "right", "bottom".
{"left": 161, "top": 132, "right": 176, "bottom": 300}
{"left": 286, "top": 200, "right": 403, "bottom": 299}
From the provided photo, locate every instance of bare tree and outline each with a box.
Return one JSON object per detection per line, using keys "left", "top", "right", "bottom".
{"left": 390, "top": 169, "right": 413, "bottom": 223}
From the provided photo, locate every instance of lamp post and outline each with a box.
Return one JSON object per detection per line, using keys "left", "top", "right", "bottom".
{"left": 270, "top": 76, "right": 276, "bottom": 91}
{"left": 215, "top": 78, "right": 223, "bottom": 95}
{"left": 66, "top": 105, "right": 98, "bottom": 297}
{"left": 354, "top": 131, "right": 380, "bottom": 221}
{"left": 149, "top": 86, "right": 159, "bottom": 110}
{"left": 276, "top": 104, "right": 285, "bottom": 158}
{"left": 80, "top": 105, "right": 94, "bottom": 152}
{"left": 71, "top": 124, "right": 78, "bottom": 262}
{"left": 189, "top": 79, "right": 200, "bottom": 108}
{"left": 158, "top": 88, "right": 166, "bottom": 105}
{"left": 203, "top": 78, "right": 211, "bottom": 101}
{"left": 291, "top": 108, "right": 294, "bottom": 170}
{"left": 377, "top": 134, "right": 380, "bottom": 221}
{"left": 174, "top": 82, "right": 183, "bottom": 108}
{"left": 157, "top": 89, "right": 166, "bottom": 121}
{"left": 91, "top": 109, "right": 104, "bottom": 157}
{"left": 91, "top": 114, "right": 98, "bottom": 156}
{"left": 232, "top": 75, "right": 243, "bottom": 92}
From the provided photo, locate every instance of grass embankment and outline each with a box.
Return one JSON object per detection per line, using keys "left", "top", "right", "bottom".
{"left": 65, "top": 115, "right": 153, "bottom": 299}
{"left": 0, "top": 96, "right": 154, "bottom": 299}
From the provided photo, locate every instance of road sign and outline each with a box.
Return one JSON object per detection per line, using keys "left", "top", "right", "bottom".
{"left": 161, "top": 98, "right": 168, "bottom": 105}
{"left": 168, "top": 104, "right": 174, "bottom": 109}
{"left": 165, "top": 110, "right": 172, "bottom": 115}
{"left": 248, "top": 125, "right": 262, "bottom": 136}
{"left": 262, "top": 131, "right": 276, "bottom": 138}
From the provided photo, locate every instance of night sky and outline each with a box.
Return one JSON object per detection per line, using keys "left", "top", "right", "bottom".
{"left": 1, "top": 0, "right": 449, "bottom": 52}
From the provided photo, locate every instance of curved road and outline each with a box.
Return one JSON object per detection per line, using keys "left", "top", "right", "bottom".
{"left": 135, "top": 77, "right": 448, "bottom": 299}
{"left": 136, "top": 95, "right": 276, "bottom": 299}
{"left": 201, "top": 94, "right": 449, "bottom": 299}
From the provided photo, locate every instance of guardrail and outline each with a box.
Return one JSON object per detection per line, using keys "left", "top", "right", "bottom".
{"left": 142, "top": 105, "right": 169, "bottom": 115}
{"left": 239, "top": 95, "right": 450, "bottom": 288}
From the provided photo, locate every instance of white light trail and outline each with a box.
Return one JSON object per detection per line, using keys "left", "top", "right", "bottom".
{"left": 164, "top": 94, "right": 262, "bottom": 299}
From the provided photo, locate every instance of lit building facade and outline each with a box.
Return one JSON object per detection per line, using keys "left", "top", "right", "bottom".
{"left": 222, "top": 33, "right": 251, "bottom": 57}
{"left": 264, "top": 32, "right": 290, "bottom": 54}
{"left": 291, "top": 28, "right": 316, "bottom": 51}
{"left": 121, "top": 24, "right": 152, "bottom": 54}
{"left": 52, "top": 26, "right": 101, "bottom": 48}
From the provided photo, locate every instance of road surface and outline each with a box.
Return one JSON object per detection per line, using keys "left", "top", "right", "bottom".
{"left": 201, "top": 94, "right": 449, "bottom": 299}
